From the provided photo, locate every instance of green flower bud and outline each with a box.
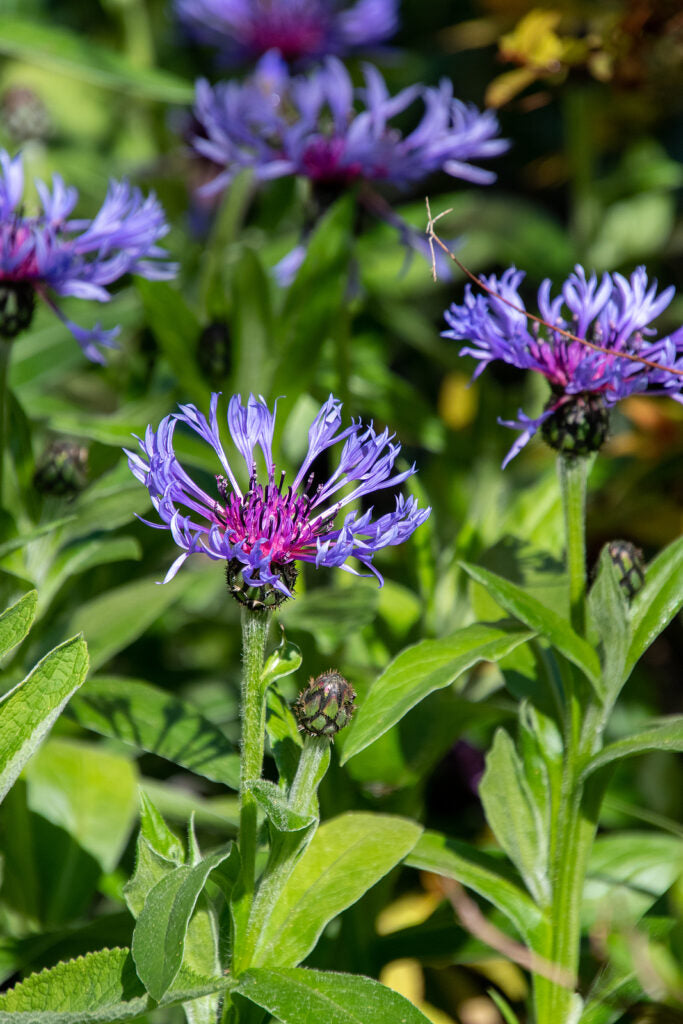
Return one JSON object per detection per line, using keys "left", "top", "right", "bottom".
{"left": 33, "top": 440, "right": 88, "bottom": 497}
{"left": 225, "top": 557, "right": 297, "bottom": 611}
{"left": 606, "top": 539, "right": 645, "bottom": 600}
{"left": 1, "top": 86, "right": 52, "bottom": 143}
{"left": 294, "top": 671, "right": 356, "bottom": 738}
{"left": 541, "top": 392, "right": 609, "bottom": 457}
{"left": 0, "top": 282, "right": 36, "bottom": 339}
{"left": 197, "top": 321, "right": 231, "bottom": 383}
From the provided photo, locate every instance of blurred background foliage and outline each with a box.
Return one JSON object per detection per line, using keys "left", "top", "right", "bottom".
{"left": 0, "top": 1, "right": 681, "bottom": 1022}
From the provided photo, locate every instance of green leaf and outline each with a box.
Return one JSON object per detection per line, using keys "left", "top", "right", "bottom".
{"left": 460, "top": 562, "right": 602, "bottom": 689}
{"left": 586, "top": 547, "right": 631, "bottom": 697}
{"left": 237, "top": 966, "right": 434, "bottom": 1024}
{"left": 581, "top": 717, "right": 683, "bottom": 780}
{"left": 231, "top": 248, "right": 274, "bottom": 394}
{"left": 0, "top": 18, "right": 194, "bottom": 102}
{"left": 246, "top": 813, "right": 422, "bottom": 969}
{"left": 24, "top": 738, "right": 138, "bottom": 875}
{"left": 272, "top": 196, "right": 353, "bottom": 396}
{"left": 583, "top": 833, "right": 683, "bottom": 929}
{"left": 0, "top": 589, "right": 37, "bottom": 660}
{"left": 479, "top": 729, "right": 549, "bottom": 905}
{"left": 124, "top": 794, "right": 185, "bottom": 920}
{"left": 340, "top": 621, "right": 533, "bottom": 764}
{"left": 66, "top": 576, "right": 188, "bottom": 672}
{"left": 67, "top": 675, "right": 240, "bottom": 789}
{"left": 261, "top": 633, "right": 302, "bottom": 688}
{"left": 132, "top": 845, "right": 233, "bottom": 1000}
{"left": 0, "top": 947, "right": 230, "bottom": 1024}
{"left": 245, "top": 779, "right": 318, "bottom": 832}
{"left": 40, "top": 538, "right": 141, "bottom": 615}
{"left": 266, "top": 688, "right": 303, "bottom": 789}
{"left": 405, "top": 830, "right": 544, "bottom": 945}
{"left": 0, "top": 637, "right": 88, "bottom": 804}
{"left": 626, "top": 536, "right": 683, "bottom": 677}
{"left": 280, "top": 583, "right": 379, "bottom": 655}
{"left": 136, "top": 280, "right": 206, "bottom": 404}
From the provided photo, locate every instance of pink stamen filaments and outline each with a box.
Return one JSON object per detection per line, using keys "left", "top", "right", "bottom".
{"left": 220, "top": 472, "right": 322, "bottom": 563}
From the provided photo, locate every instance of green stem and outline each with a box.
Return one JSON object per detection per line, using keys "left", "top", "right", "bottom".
{"left": 0, "top": 340, "right": 10, "bottom": 508}
{"left": 238, "top": 608, "right": 270, "bottom": 898}
{"left": 558, "top": 455, "right": 590, "bottom": 637}
{"left": 234, "top": 735, "right": 330, "bottom": 974}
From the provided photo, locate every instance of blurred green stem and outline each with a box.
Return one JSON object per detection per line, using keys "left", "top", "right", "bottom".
{"left": 564, "top": 88, "right": 597, "bottom": 258}
{"left": 238, "top": 608, "right": 270, "bottom": 900}
{"left": 0, "top": 340, "right": 10, "bottom": 507}
{"left": 558, "top": 455, "right": 589, "bottom": 637}
{"left": 119, "top": 0, "right": 155, "bottom": 68}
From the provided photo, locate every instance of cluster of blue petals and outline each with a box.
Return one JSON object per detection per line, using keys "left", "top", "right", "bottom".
{"left": 126, "top": 393, "right": 430, "bottom": 593}
{"left": 443, "top": 265, "right": 683, "bottom": 466}
{"left": 0, "top": 150, "right": 176, "bottom": 361}
{"left": 176, "top": 0, "right": 398, "bottom": 63}
{"left": 193, "top": 52, "right": 508, "bottom": 194}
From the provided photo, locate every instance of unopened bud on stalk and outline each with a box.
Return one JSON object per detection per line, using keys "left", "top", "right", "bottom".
{"left": 197, "top": 321, "right": 231, "bottom": 382}
{"left": 606, "top": 539, "right": 645, "bottom": 599}
{"left": 33, "top": 440, "right": 88, "bottom": 497}
{"left": 0, "top": 282, "right": 36, "bottom": 339}
{"left": 294, "top": 671, "right": 356, "bottom": 737}
{"left": 541, "top": 392, "right": 609, "bottom": 457}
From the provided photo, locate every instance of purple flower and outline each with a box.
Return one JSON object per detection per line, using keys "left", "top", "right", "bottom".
{"left": 0, "top": 150, "right": 176, "bottom": 362}
{"left": 175, "top": 0, "right": 398, "bottom": 64}
{"left": 126, "top": 393, "right": 430, "bottom": 598}
{"left": 191, "top": 54, "right": 507, "bottom": 273}
{"left": 443, "top": 265, "right": 683, "bottom": 466}
{"left": 194, "top": 54, "right": 507, "bottom": 192}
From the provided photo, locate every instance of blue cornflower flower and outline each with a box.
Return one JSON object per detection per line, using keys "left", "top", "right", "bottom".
{"left": 175, "top": 0, "right": 398, "bottom": 64}
{"left": 443, "top": 265, "right": 683, "bottom": 465}
{"left": 126, "top": 393, "right": 430, "bottom": 602}
{"left": 0, "top": 150, "right": 176, "bottom": 361}
{"left": 192, "top": 53, "right": 507, "bottom": 277}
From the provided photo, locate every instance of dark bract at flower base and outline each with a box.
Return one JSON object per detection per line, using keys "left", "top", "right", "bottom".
{"left": 176, "top": 0, "right": 398, "bottom": 64}
{"left": 0, "top": 150, "right": 176, "bottom": 361}
{"left": 126, "top": 393, "right": 430, "bottom": 601}
{"left": 443, "top": 265, "right": 683, "bottom": 466}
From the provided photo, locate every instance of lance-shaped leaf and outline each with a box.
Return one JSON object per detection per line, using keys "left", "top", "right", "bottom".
{"left": 0, "top": 590, "right": 37, "bottom": 659}
{"left": 479, "top": 729, "right": 550, "bottom": 906}
{"left": 405, "top": 830, "right": 544, "bottom": 945}
{"left": 0, "top": 635, "right": 88, "bottom": 804}
{"left": 246, "top": 813, "right": 422, "bottom": 970}
{"left": 580, "top": 717, "right": 683, "bottom": 781}
{"left": 461, "top": 562, "right": 602, "bottom": 690}
{"left": 0, "top": 947, "right": 231, "bottom": 1024}
{"left": 237, "top": 966, "right": 434, "bottom": 1024}
{"left": 261, "top": 634, "right": 302, "bottom": 688}
{"left": 340, "top": 621, "right": 533, "bottom": 764}
{"left": 586, "top": 548, "right": 631, "bottom": 699}
{"left": 626, "top": 536, "right": 683, "bottom": 676}
{"left": 67, "top": 676, "right": 240, "bottom": 789}
{"left": 245, "top": 779, "right": 319, "bottom": 833}
{"left": 132, "top": 845, "right": 233, "bottom": 1000}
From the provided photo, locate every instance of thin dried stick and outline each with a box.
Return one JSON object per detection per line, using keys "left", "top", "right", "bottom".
{"left": 439, "top": 877, "right": 576, "bottom": 990}
{"left": 425, "top": 197, "right": 683, "bottom": 379}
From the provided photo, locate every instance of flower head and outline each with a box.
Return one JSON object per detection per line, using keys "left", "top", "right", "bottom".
{"left": 126, "top": 393, "right": 430, "bottom": 602}
{"left": 176, "top": 0, "right": 398, "bottom": 63}
{"left": 0, "top": 150, "right": 176, "bottom": 361}
{"left": 443, "top": 265, "right": 683, "bottom": 465}
{"left": 194, "top": 53, "right": 507, "bottom": 192}
{"left": 192, "top": 53, "right": 507, "bottom": 275}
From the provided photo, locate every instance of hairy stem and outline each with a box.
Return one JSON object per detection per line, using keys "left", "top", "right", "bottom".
{"left": 0, "top": 340, "right": 10, "bottom": 507}
{"left": 238, "top": 608, "right": 270, "bottom": 899}
{"left": 558, "top": 455, "right": 590, "bottom": 637}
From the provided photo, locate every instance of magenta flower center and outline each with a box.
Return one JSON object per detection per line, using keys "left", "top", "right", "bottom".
{"left": 0, "top": 220, "right": 41, "bottom": 281}
{"left": 301, "top": 137, "right": 363, "bottom": 183}
{"left": 220, "top": 475, "right": 321, "bottom": 563}
{"left": 248, "top": 12, "right": 328, "bottom": 61}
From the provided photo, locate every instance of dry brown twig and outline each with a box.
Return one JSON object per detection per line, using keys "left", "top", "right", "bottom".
{"left": 424, "top": 197, "right": 683, "bottom": 379}
{"left": 439, "top": 876, "right": 576, "bottom": 990}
